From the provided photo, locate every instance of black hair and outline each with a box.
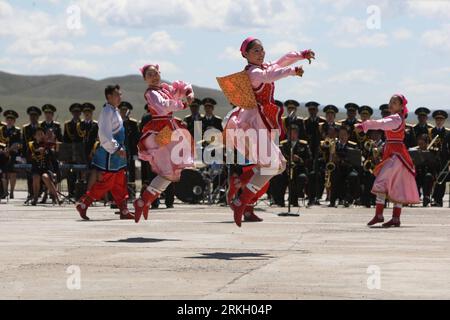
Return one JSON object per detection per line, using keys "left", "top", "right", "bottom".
{"left": 246, "top": 39, "right": 262, "bottom": 53}
{"left": 104, "top": 84, "right": 120, "bottom": 99}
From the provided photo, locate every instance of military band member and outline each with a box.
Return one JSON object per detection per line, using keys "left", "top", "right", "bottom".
{"left": 356, "top": 105, "right": 373, "bottom": 148}
{"left": 119, "top": 101, "right": 139, "bottom": 191}
{"left": 202, "top": 98, "right": 223, "bottom": 133}
{"left": 40, "top": 104, "right": 63, "bottom": 142}
{"left": 22, "top": 106, "right": 42, "bottom": 199}
{"left": 0, "top": 110, "right": 22, "bottom": 199}
{"left": 411, "top": 134, "right": 437, "bottom": 207}
{"left": 29, "top": 127, "right": 61, "bottom": 206}
{"left": 430, "top": 110, "right": 450, "bottom": 207}
{"left": 63, "top": 103, "right": 83, "bottom": 144}
{"left": 303, "top": 101, "right": 325, "bottom": 205}
{"left": 379, "top": 104, "right": 390, "bottom": 118}
{"left": 22, "top": 106, "right": 42, "bottom": 158}
{"left": 183, "top": 98, "right": 204, "bottom": 137}
{"left": 339, "top": 103, "right": 361, "bottom": 143}
{"left": 320, "top": 104, "right": 340, "bottom": 140}
{"left": 414, "top": 107, "right": 433, "bottom": 138}
{"left": 360, "top": 129, "right": 383, "bottom": 208}
{"left": 283, "top": 100, "right": 305, "bottom": 139}
{"left": 63, "top": 103, "right": 84, "bottom": 198}
{"left": 78, "top": 103, "right": 99, "bottom": 163}
{"left": 277, "top": 125, "right": 312, "bottom": 207}
{"left": 328, "top": 126, "right": 360, "bottom": 208}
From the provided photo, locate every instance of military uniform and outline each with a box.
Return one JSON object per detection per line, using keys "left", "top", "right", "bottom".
{"left": 283, "top": 100, "right": 306, "bottom": 140}
{"left": 0, "top": 113, "right": 22, "bottom": 174}
{"left": 119, "top": 101, "right": 140, "bottom": 184}
{"left": 329, "top": 140, "right": 360, "bottom": 207}
{"left": 63, "top": 103, "right": 84, "bottom": 197}
{"left": 40, "top": 104, "right": 63, "bottom": 142}
{"left": 320, "top": 105, "right": 340, "bottom": 140}
{"left": 273, "top": 138, "right": 312, "bottom": 207}
{"left": 413, "top": 108, "right": 433, "bottom": 139}
{"left": 430, "top": 110, "right": 450, "bottom": 206}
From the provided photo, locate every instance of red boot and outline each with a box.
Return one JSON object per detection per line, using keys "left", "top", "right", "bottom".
{"left": 231, "top": 186, "right": 257, "bottom": 227}
{"left": 367, "top": 203, "right": 385, "bottom": 226}
{"left": 243, "top": 205, "right": 263, "bottom": 222}
{"left": 227, "top": 167, "right": 255, "bottom": 205}
{"left": 76, "top": 195, "right": 94, "bottom": 221}
{"left": 383, "top": 207, "right": 401, "bottom": 228}
{"left": 117, "top": 201, "right": 135, "bottom": 220}
{"left": 133, "top": 190, "right": 159, "bottom": 223}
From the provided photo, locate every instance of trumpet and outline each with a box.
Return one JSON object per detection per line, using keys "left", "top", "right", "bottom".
{"left": 364, "top": 139, "right": 375, "bottom": 152}
{"left": 435, "top": 160, "right": 450, "bottom": 186}
{"left": 427, "top": 135, "right": 441, "bottom": 152}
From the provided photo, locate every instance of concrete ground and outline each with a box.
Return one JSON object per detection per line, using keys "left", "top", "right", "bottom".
{"left": 1, "top": 191, "right": 450, "bottom": 300}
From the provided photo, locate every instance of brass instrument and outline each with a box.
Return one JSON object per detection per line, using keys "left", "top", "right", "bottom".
{"left": 362, "top": 139, "right": 381, "bottom": 174}
{"left": 427, "top": 134, "right": 441, "bottom": 152}
{"left": 435, "top": 160, "right": 450, "bottom": 186}
{"left": 322, "top": 138, "right": 337, "bottom": 189}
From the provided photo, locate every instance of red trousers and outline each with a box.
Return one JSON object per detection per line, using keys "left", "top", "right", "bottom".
{"left": 86, "top": 169, "right": 128, "bottom": 205}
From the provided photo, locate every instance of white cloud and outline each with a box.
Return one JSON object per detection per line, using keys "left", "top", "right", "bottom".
{"left": 30, "top": 57, "right": 98, "bottom": 74}
{"left": 407, "top": 0, "right": 450, "bottom": 19}
{"left": 219, "top": 46, "right": 242, "bottom": 61}
{"left": 7, "top": 39, "right": 75, "bottom": 56}
{"left": 421, "top": 24, "right": 450, "bottom": 52}
{"left": 392, "top": 28, "right": 413, "bottom": 41}
{"left": 76, "top": 0, "right": 310, "bottom": 33}
{"left": 328, "top": 69, "right": 383, "bottom": 84}
{"left": 132, "top": 59, "right": 180, "bottom": 77}
{"left": 335, "top": 33, "right": 389, "bottom": 48}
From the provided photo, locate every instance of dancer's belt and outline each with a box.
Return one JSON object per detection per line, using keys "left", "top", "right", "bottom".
{"left": 152, "top": 115, "right": 173, "bottom": 120}
{"left": 386, "top": 140, "right": 403, "bottom": 144}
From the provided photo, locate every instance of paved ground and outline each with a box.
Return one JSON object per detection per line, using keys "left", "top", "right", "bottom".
{"left": 1, "top": 192, "right": 450, "bottom": 300}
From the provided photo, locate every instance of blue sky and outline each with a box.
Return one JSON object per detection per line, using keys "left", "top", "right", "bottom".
{"left": 0, "top": 0, "right": 449, "bottom": 111}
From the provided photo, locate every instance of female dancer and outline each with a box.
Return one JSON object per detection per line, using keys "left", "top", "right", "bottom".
{"left": 356, "top": 94, "right": 420, "bottom": 227}
{"left": 224, "top": 37, "right": 315, "bottom": 227}
{"left": 133, "top": 64, "right": 195, "bottom": 223}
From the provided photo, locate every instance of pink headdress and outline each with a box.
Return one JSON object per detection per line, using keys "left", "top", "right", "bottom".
{"left": 394, "top": 93, "right": 408, "bottom": 117}
{"left": 240, "top": 37, "right": 257, "bottom": 57}
{"left": 140, "top": 64, "right": 159, "bottom": 77}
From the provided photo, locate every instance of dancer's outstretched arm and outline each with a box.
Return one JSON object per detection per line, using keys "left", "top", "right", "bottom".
{"left": 357, "top": 114, "right": 402, "bottom": 133}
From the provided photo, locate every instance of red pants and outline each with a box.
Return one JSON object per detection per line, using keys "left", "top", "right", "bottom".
{"left": 86, "top": 170, "right": 128, "bottom": 205}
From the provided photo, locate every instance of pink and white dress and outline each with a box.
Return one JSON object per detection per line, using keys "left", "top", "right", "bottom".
{"left": 360, "top": 113, "right": 420, "bottom": 204}
{"left": 224, "top": 52, "right": 308, "bottom": 171}
{"left": 138, "top": 81, "right": 195, "bottom": 182}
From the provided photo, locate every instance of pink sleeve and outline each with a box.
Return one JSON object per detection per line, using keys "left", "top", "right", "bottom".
{"left": 272, "top": 51, "right": 304, "bottom": 68}
{"left": 360, "top": 114, "right": 402, "bottom": 133}
{"left": 248, "top": 65, "right": 297, "bottom": 87}
{"left": 145, "top": 90, "right": 186, "bottom": 114}
{"left": 161, "top": 81, "right": 194, "bottom": 100}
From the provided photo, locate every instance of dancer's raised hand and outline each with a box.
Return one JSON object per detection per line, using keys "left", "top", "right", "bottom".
{"left": 295, "top": 66, "right": 304, "bottom": 77}
{"left": 301, "top": 50, "right": 316, "bottom": 64}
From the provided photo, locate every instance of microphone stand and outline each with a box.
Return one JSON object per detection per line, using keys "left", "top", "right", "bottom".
{"left": 279, "top": 111, "right": 300, "bottom": 217}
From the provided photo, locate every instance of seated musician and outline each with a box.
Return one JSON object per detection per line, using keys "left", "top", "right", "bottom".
{"left": 328, "top": 126, "right": 360, "bottom": 208}
{"left": 29, "top": 127, "right": 61, "bottom": 206}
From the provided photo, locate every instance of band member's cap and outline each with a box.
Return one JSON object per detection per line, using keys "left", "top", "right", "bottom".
{"left": 82, "top": 102, "right": 96, "bottom": 112}
{"left": 359, "top": 105, "right": 373, "bottom": 116}
{"left": 344, "top": 103, "right": 359, "bottom": 111}
{"left": 432, "top": 110, "right": 448, "bottom": 119}
{"left": 415, "top": 107, "right": 431, "bottom": 116}
{"left": 0, "top": 106, "right": 3, "bottom": 113}
{"left": 119, "top": 101, "right": 133, "bottom": 110}
{"left": 305, "top": 101, "right": 320, "bottom": 109}
{"left": 3, "top": 110, "right": 19, "bottom": 119}
{"left": 42, "top": 104, "right": 57, "bottom": 113}
{"left": 190, "top": 98, "right": 202, "bottom": 107}
{"left": 284, "top": 100, "right": 300, "bottom": 108}
{"left": 379, "top": 104, "right": 389, "bottom": 111}
{"left": 69, "top": 103, "right": 82, "bottom": 113}
{"left": 202, "top": 98, "right": 217, "bottom": 107}
{"left": 275, "top": 100, "right": 284, "bottom": 108}
{"left": 27, "top": 106, "right": 42, "bottom": 116}
{"left": 323, "top": 105, "right": 339, "bottom": 114}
